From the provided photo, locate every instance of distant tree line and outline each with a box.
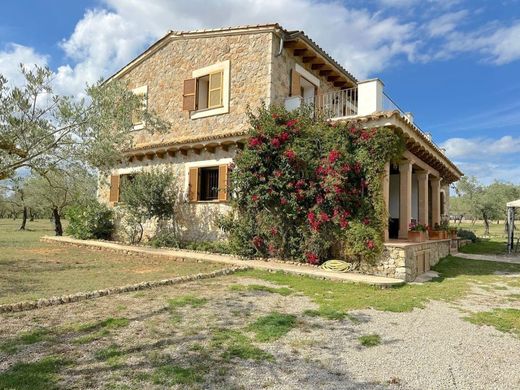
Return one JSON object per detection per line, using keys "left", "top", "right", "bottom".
{"left": 450, "top": 176, "right": 520, "bottom": 235}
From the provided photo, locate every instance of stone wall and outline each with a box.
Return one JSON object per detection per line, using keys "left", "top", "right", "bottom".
{"left": 359, "top": 239, "right": 452, "bottom": 282}
{"left": 99, "top": 145, "right": 238, "bottom": 242}
{"left": 269, "top": 37, "right": 342, "bottom": 106}
{"left": 121, "top": 31, "right": 273, "bottom": 147}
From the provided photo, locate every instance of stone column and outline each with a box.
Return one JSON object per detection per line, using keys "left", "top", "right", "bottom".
{"left": 382, "top": 162, "right": 390, "bottom": 242}
{"left": 416, "top": 171, "right": 429, "bottom": 225}
{"left": 431, "top": 177, "right": 441, "bottom": 227}
{"left": 442, "top": 183, "right": 450, "bottom": 216}
{"left": 399, "top": 160, "right": 412, "bottom": 239}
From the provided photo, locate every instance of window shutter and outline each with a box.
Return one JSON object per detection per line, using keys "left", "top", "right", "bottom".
{"left": 109, "top": 175, "right": 120, "bottom": 203}
{"left": 188, "top": 167, "right": 199, "bottom": 202}
{"left": 218, "top": 164, "right": 228, "bottom": 202}
{"left": 183, "top": 78, "right": 197, "bottom": 111}
{"left": 290, "top": 69, "right": 301, "bottom": 97}
{"left": 208, "top": 71, "right": 223, "bottom": 108}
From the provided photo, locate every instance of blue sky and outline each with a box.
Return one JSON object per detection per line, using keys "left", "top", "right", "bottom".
{"left": 1, "top": 0, "right": 519, "bottom": 184}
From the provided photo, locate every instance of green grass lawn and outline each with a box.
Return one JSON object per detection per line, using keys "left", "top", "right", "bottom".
{"left": 457, "top": 221, "right": 509, "bottom": 255}
{"left": 0, "top": 219, "right": 225, "bottom": 305}
{"left": 240, "top": 256, "right": 520, "bottom": 313}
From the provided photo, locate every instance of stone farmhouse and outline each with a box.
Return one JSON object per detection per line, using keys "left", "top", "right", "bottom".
{"left": 98, "top": 24, "right": 463, "bottom": 281}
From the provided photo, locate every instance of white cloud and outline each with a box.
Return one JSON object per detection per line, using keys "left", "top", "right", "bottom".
{"left": 53, "top": 8, "right": 154, "bottom": 96}
{"left": 102, "top": 0, "right": 418, "bottom": 79}
{"left": 0, "top": 44, "right": 48, "bottom": 86}
{"left": 426, "top": 10, "right": 467, "bottom": 37}
{"left": 436, "top": 21, "right": 520, "bottom": 65}
{"left": 442, "top": 136, "right": 520, "bottom": 159}
{"left": 442, "top": 136, "right": 520, "bottom": 184}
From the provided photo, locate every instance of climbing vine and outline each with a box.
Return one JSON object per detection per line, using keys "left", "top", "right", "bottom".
{"left": 221, "top": 105, "right": 404, "bottom": 264}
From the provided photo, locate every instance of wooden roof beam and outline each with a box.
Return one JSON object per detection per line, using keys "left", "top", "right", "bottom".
{"left": 293, "top": 48, "right": 308, "bottom": 56}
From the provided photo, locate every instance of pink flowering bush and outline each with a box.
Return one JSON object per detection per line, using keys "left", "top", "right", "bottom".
{"left": 222, "top": 105, "right": 403, "bottom": 264}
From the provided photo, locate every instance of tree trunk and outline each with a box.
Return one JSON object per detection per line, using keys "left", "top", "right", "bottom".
{"left": 29, "top": 208, "right": 34, "bottom": 221}
{"left": 483, "top": 213, "right": 490, "bottom": 236}
{"left": 19, "top": 207, "right": 28, "bottom": 230}
{"left": 52, "top": 207, "right": 63, "bottom": 236}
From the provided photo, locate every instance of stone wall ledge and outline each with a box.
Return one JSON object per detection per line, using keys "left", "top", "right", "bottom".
{"left": 0, "top": 266, "right": 249, "bottom": 314}
{"left": 384, "top": 239, "right": 452, "bottom": 248}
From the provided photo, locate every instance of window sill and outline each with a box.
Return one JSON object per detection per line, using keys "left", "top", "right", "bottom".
{"left": 190, "top": 105, "right": 228, "bottom": 119}
{"left": 190, "top": 200, "right": 227, "bottom": 204}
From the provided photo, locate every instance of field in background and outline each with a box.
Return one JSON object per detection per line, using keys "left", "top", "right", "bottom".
{"left": 0, "top": 219, "right": 225, "bottom": 305}
{"left": 456, "top": 220, "right": 510, "bottom": 255}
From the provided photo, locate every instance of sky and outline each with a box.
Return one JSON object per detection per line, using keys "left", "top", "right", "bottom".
{"left": 1, "top": 0, "right": 519, "bottom": 185}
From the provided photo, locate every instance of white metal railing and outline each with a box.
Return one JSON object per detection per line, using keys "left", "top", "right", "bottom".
{"left": 303, "top": 88, "right": 358, "bottom": 118}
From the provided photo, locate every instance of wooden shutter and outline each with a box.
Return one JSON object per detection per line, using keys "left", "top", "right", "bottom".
{"left": 208, "top": 71, "right": 223, "bottom": 108}
{"left": 290, "top": 69, "right": 301, "bottom": 97}
{"left": 109, "top": 175, "right": 120, "bottom": 203}
{"left": 188, "top": 167, "right": 199, "bottom": 202}
{"left": 218, "top": 165, "right": 228, "bottom": 202}
{"left": 183, "top": 78, "right": 197, "bottom": 111}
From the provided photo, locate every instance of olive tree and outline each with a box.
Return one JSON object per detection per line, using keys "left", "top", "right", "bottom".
{"left": 0, "top": 65, "right": 167, "bottom": 179}
{"left": 120, "top": 169, "right": 178, "bottom": 243}
{"left": 24, "top": 166, "right": 97, "bottom": 236}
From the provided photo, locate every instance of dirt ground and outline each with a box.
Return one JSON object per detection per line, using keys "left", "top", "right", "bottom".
{"left": 1, "top": 270, "right": 519, "bottom": 390}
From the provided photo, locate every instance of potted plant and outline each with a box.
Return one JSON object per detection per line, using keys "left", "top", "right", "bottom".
{"left": 439, "top": 220, "right": 451, "bottom": 239}
{"left": 428, "top": 223, "right": 443, "bottom": 240}
{"left": 408, "top": 221, "right": 428, "bottom": 242}
{"left": 449, "top": 227, "right": 458, "bottom": 239}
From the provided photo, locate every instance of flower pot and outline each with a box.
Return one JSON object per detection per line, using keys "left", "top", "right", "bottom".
{"left": 451, "top": 231, "right": 458, "bottom": 239}
{"left": 408, "top": 230, "right": 427, "bottom": 243}
{"left": 429, "top": 230, "right": 443, "bottom": 240}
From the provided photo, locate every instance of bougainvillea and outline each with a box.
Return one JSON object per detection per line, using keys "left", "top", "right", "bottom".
{"left": 222, "top": 105, "right": 404, "bottom": 264}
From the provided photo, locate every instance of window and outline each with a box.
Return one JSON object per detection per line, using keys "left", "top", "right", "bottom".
{"left": 196, "top": 71, "right": 223, "bottom": 110}
{"left": 108, "top": 173, "right": 136, "bottom": 203}
{"left": 131, "top": 86, "right": 148, "bottom": 128}
{"left": 183, "top": 60, "right": 230, "bottom": 119}
{"left": 188, "top": 164, "right": 229, "bottom": 202}
{"left": 199, "top": 167, "right": 219, "bottom": 201}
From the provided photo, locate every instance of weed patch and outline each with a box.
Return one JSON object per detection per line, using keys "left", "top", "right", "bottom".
{"left": 0, "top": 356, "right": 66, "bottom": 390}
{"left": 211, "top": 329, "right": 273, "bottom": 361}
{"left": 0, "top": 328, "right": 51, "bottom": 354}
{"left": 168, "top": 295, "right": 208, "bottom": 309}
{"left": 248, "top": 312, "right": 297, "bottom": 342}
{"left": 230, "top": 284, "right": 293, "bottom": 296}
{"left": 466, "top": 308, "right": 520, "bottom": 337}
{"left": 359, "top": 334, "right": 381, "bottom": 347}
{"left": 151, "top": 365, "right": 204, "bottom": 386}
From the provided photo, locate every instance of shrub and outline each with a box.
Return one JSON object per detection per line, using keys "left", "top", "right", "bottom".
{"left": 150, "top": 229, "right": 180, "bottom": 248}
{"left": 342, "top": 221, "right": 384, "bottom": 264}
{"left": 119, "top": 169, "right": 178, "bottom": 243}
{"left": 66, "top": 201, "right": 114, "bottom": 240}
{"left": 224, "top": 105, "right": 404, "bottom": 264}
{"left": 179, "top": 240, "right": 230, "bottom": 254}
{"left": 457, "top": 229, "right": 477, "bottom": 242}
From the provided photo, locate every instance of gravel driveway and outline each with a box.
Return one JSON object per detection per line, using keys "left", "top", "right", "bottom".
{"left": 1, "top": 273, "right": 519, "bottom": 389}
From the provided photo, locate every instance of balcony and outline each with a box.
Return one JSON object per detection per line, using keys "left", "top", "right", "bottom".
{"left": 284, "top": 78, "right": 445, "bottom": 154}
{"left": 285, "top": 79, "right": 403, "bottom": 120}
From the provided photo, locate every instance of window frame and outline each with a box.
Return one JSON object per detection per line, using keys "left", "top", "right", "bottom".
{"left": 190, "top": 60, "right": 230, "bottom": 119}
{"left": 198, "top": 166, "right": 220, "bottom": 201}
{"left": 185, "top": 158, "right": 232, "bottom": 203}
